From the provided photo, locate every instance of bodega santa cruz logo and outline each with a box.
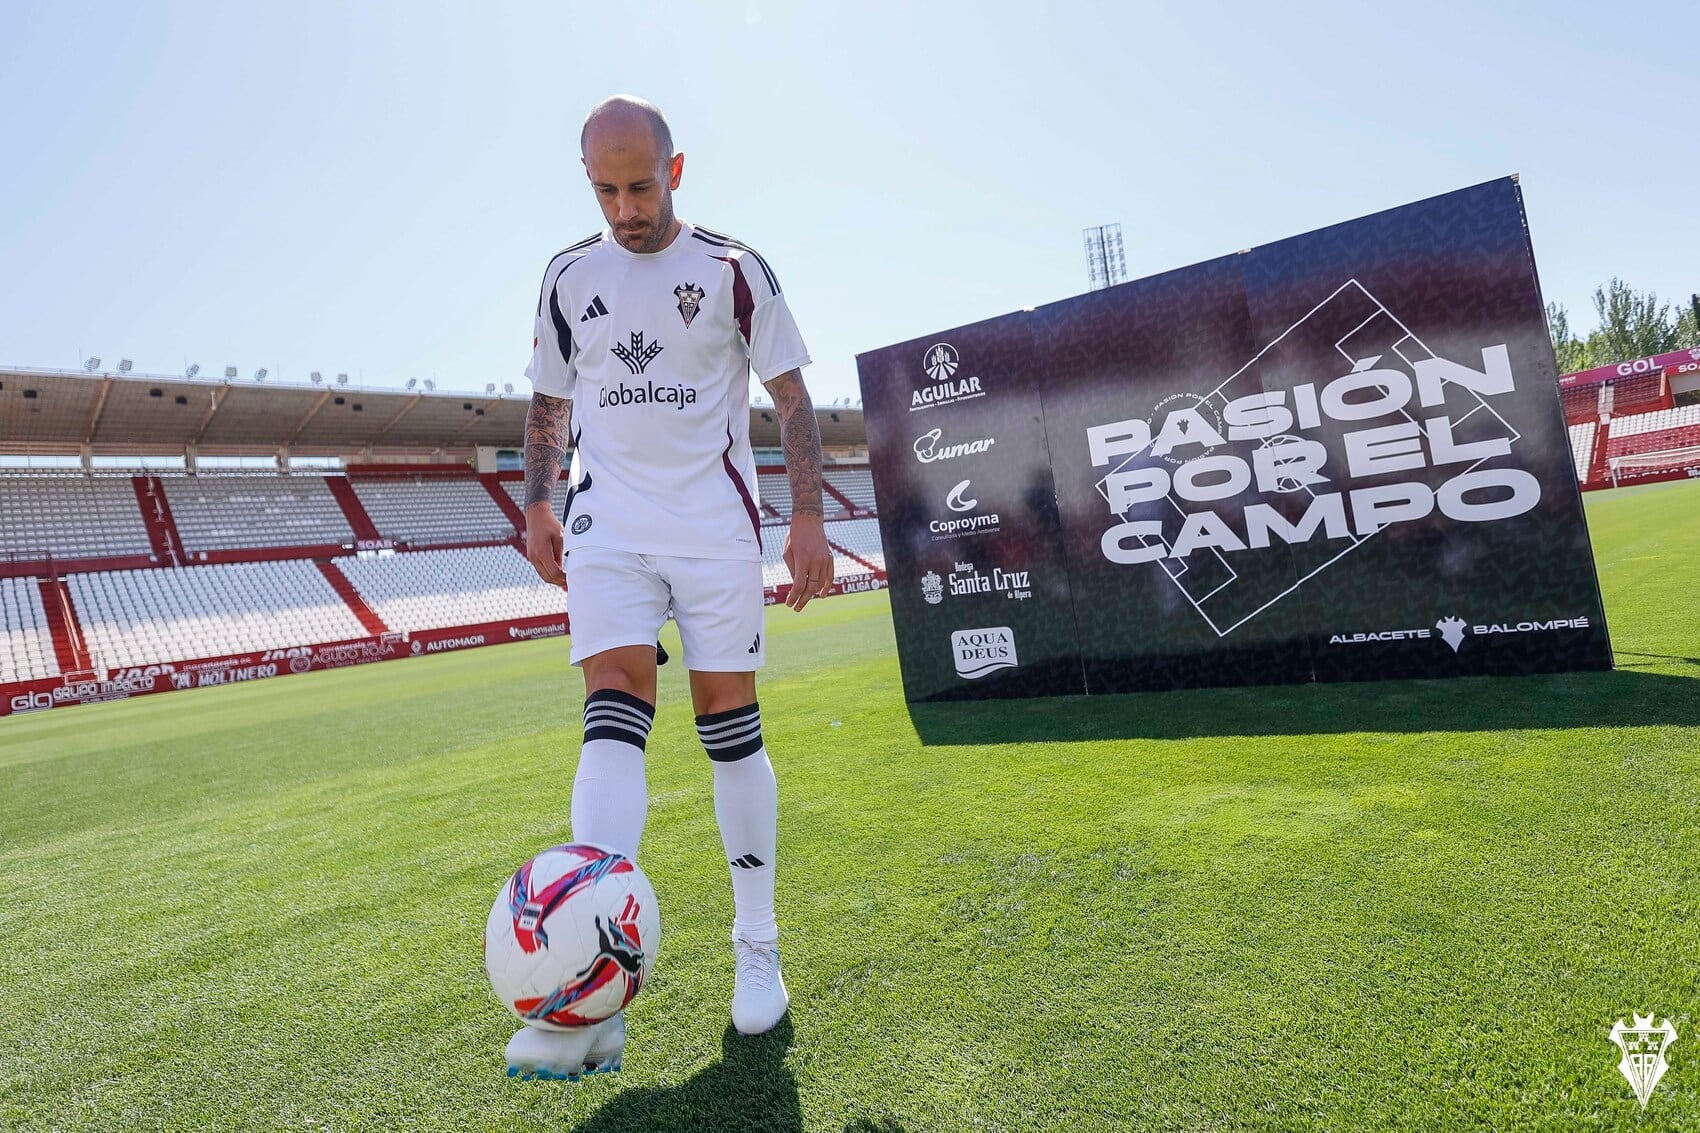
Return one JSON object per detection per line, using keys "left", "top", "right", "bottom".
{"left": 951, "top": 626, "right": 1018, "bottom": 679}
{"left": 911, "top": 342, "right": 984, "bottom": 411}
{"left": 923, "top": 560, "right": 1033, "bottom": 602}
{"left": 598, "top": 379, "right": 697, "bottom": 410}
{"left": 1083, "top": 279, "right": 1537, "bottom": 638}
{"left": 913, "top": 427, "right": 996, "bottom": 464}
{"left": 611, "top": 331, "right": 665, "bottom": 375}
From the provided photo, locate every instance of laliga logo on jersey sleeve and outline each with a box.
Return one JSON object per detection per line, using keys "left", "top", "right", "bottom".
{"left": 911, "top": 343, "right": 984, "bottom": 411}
{"left": 951, "top": 626, "right": 1018, "bottom": 679}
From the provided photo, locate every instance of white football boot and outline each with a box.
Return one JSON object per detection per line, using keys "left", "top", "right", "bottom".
{"left": 730, "top": 938, "right": 789, "bottom": 1036}
{"left": 504, "top": 1013, "right": 625, "bottom": 1081}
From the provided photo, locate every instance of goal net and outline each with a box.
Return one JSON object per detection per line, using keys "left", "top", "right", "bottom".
{"left": 1609, "top": 444, "right": 1700, "bottom": 486}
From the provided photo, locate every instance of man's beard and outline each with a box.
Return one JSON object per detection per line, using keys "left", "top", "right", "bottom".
{"left": 623, "top": 196, "right": 676, "bottom": 254}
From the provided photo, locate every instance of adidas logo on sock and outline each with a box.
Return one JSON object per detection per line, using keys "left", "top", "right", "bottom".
{"left": 730, "top": 854, "right": 765, "bottom": 869}
{"left": 580, "top": 295, "right": 609, "bottom": 322}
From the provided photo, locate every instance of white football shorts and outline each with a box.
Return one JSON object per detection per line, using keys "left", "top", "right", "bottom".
{"left": 565, "top": 545, "right": 766, "bottom": 671}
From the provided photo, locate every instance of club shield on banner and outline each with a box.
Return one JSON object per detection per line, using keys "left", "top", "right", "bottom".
{"left": 856, "top": 178, "right": 1612, "bottom": 702}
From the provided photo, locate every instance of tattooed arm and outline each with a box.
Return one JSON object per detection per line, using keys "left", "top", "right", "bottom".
{"left": 763, "top": 368, "right": 834, "bottom": 610}
{"left": 523, "top": 392, "right": 572, "bottom": 588}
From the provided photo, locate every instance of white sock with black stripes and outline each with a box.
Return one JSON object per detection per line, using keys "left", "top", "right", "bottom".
{"left": 571, "top": 688, "right": 655, "bottom": 863}
{"left": 696, "top": 702, "right": 779, "bottom": 943}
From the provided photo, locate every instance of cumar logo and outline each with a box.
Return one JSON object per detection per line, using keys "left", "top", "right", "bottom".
{"left": 913, "top": 427, "right": 996, "bottom": 464}
{"left": 951, "top": 626, "right": 1018, "bottom": 679}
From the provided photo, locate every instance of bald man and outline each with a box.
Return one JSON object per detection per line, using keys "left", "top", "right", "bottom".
{"left": 509, "top": 95, "right": 831, "bottom": 1080}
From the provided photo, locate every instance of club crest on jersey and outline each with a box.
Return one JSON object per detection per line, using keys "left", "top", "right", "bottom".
{"left": 673, "top": 283, "right": 705, "bottom": 328}
{"left": 611, "top": 331, "right": 665, "bottom": 375}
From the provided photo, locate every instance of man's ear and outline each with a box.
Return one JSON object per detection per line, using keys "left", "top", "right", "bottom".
{"left": 668, "top": 152, "right": 684, "bottom": 190}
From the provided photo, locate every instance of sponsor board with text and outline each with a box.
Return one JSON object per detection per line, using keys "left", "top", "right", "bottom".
{"left": 859, "top": 178, "right": 1611, "bottom": 701}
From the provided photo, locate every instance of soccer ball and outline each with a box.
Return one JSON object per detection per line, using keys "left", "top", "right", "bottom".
{"left": 484, "top": 842, "right": 660, "bottom": 1031}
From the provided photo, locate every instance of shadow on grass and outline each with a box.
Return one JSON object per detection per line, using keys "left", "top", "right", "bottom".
{"left": 570, "top": 1019, "right": 905, "bottom": 1133}
{"left": 909, "top": 667, "right": 1700, "bottom": 745}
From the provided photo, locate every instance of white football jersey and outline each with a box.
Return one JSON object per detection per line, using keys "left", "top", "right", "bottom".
{"left": 525, "top": 221, "right": 810, "bottom": 562}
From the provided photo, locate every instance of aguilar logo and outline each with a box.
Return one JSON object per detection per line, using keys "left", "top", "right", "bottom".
{"left": 673, "top": 283, "right": 705, "bottom": 328}
{"left": 951, "top": 626, "right": 1018, "bottom": 679}
{"left": 913, "top": 427, "right": 996, "bottom": 464}
{"left": 599, "top": 380, "right": 697, "bottom": 410}
{"left": 911, "top": 342, "right": 984, "bottom": 412}
{"left": 1085, "top": 279, "right": 1533, "bottom": 639}
{"left": 611, "top": 331, "right": 665, "bottom": 375}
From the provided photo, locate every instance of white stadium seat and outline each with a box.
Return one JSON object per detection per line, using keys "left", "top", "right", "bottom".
{"left": 166, "top": 475, "right": 354, "bottom": 552}
{"left": 67, "top": 561, "right": 368, "bottom": 671}
{"left": 823, "top": 467, "right": 877, "bottom": 513}
{"left": 0, "top": 475, "right": 153, "bottom": 560}
{"left": 351, "top": 478, "right": 516, "bottom": 546}
{"left": 335, "top": 545, "right": 565, "bottom": 633}
{"left": 0, "top": 577, "right": 60, "bottom": 683}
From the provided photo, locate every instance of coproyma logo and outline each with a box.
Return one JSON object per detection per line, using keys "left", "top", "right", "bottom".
{"left": 951, "top": 626, "right": 1017, "bottom": 679}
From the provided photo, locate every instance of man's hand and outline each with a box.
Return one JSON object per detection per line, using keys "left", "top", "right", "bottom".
{"left": 782, "top": 513, "right": 834, "bottom": 611}
{"left": 525, "top": 501, "right": 566, "bottom": 589}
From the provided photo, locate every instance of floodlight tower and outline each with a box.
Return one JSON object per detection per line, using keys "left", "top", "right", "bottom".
{"left": 1083, "top": 222, "right": 1127, "bottom": 291}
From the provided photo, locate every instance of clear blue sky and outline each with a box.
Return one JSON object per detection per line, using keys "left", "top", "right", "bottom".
{"left": 2, "top": 1, "right": 1695, "bottom": 406}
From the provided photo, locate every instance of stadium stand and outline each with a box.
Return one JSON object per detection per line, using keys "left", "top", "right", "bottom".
{"left": 758, "top": 472, "right": 794, "bottom": 520}
{"left": 0, "top": 366, "right": 885, "bottom": 714}
{"left": 1567, "top": 421, "right": 1597, "bottom": 484}
{"left": 68, "top": 561, "right": 369, "bottom": 670}
{"left": 826, "top": 518, "right": 886, "bottom": 572}
{"left": 0, "top": 475, "right": 154, "bottom": 561}
{"left": 335, "top": 545, "right": 564, "bottom": 633}
{"left": 0, "top": 577, "right": 59, "bottom": 683}
{"left": 824, "top": 467, "right": 877, "bottom": 513}
{"left": 1604, "top": 405, "right": 1700, "bottom": 460}
{"left": 1606, "top": 372, "right": 1672, "bottom": 417}
{"left": 351, "top": 478, "right": 516, "bottom": 545}
{"left": 499, "top": 478, "right": 571, "bottom": 518}
{"left": 164, "top": 475, "right": 355, "bottom": 552}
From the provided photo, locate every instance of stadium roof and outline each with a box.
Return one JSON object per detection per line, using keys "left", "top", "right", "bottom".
{"left": 0, "top": 366, "right": 867, "bottom": 458}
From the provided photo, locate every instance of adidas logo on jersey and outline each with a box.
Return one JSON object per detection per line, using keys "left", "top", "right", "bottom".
{"left": 580, "top": 295, "right": 609, "bottom": 322}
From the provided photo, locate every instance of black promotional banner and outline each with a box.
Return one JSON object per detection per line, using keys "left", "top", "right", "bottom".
{"left": 857, "top": 178, "right": 1612, "bottom": 702}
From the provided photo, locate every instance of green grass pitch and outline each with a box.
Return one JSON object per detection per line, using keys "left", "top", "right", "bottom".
{"left": 3, "top": 480, "right": 1699, "bottom": 1132}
